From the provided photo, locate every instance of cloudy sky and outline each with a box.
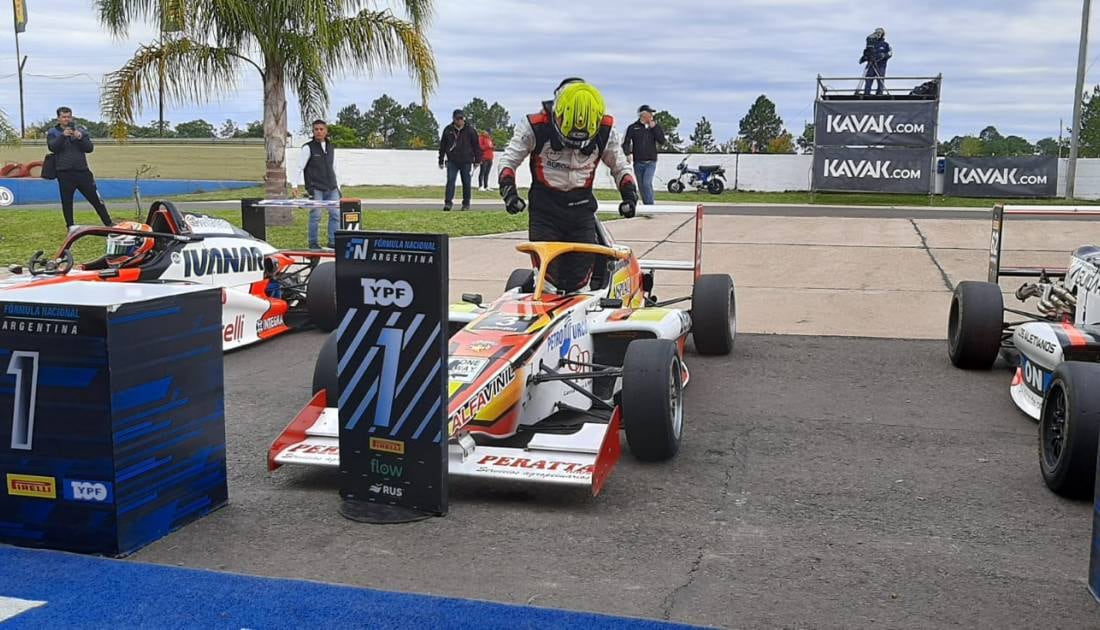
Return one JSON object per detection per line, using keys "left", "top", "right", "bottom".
{"left": 0, "top": 0, "right": 1095, "bottom": 142}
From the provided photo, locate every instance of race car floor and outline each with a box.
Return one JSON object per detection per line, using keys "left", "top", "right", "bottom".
{"left": 126, "top": 330, "right": 1098, "bottom": 629}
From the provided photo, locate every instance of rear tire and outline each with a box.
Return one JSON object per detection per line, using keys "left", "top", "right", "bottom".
{"left": 667, "top": 179, "right": 685, "bottom": 194}
{"left": 306, "top": 262, "right": 338, "bottom": 332}
{"left": 312, "top": 331, "right": 340, "bottom": 402}
{"left": 691, "top": 274, "right": 736, "bottom": 355}
{"left": 706, "top": 178, "right": 725, "bottom": 195}
{"left": 947, "top": 281, "right": 1003, "bottom": 369}
{"left": 505, "top": 268, "right": 533, "bottom": 293}
{"left": 1039, "top": 362, "right": 1100, "bottom": 498}
{"left": 621, "top": 339, "right": 684, "bottom": 461}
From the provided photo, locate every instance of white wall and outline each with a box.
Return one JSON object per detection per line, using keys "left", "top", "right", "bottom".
{"left": 290, "top": 144, "right": 1100, "bottom": 199}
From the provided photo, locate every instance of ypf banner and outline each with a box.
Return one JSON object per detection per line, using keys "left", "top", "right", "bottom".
{"left": 813, "top": 146, "right": 935, "bottom": 194}
{"left": 335, "top": 232, "right": 449, "bottom": 517}
{"left": 943, "top": 156, "right": 1058, "bottom": 198}
{"left": 815, "top": 100, "right": 938, "bottom": 147}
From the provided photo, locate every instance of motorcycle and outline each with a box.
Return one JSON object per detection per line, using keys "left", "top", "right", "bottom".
{"left": 667, "top": 157, "right": 726, "bottom": 195}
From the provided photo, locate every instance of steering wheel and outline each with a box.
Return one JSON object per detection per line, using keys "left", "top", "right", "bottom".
{"left": 27, "top": 249, "right": 75, "bottom": 276}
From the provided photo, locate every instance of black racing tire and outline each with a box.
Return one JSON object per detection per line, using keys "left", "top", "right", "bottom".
{"left": 312, "top": 331, "right": 340, "bottom": 402}
{"left": 505, "top": 268, "right": 534, "bottom": 293}
{"left": 667, "top": 179, "right": 685, "bottom": 194}
{"left": 1039, "top": 361, "right": 1100, "bottom": 498}
{"left": 947, "top": 281, "right": 1003, "bottom": 369}
{"left": 706, "top": 178, "right": 725, "bottom": 195}
{"left": 691, "top": 274, "right": 736, "bottom": 355}
{"left": 621, "top": 339, "right": 684, "bottom": 461}
{"left": 306, "top": 262, "right": 339, "bottom": 332}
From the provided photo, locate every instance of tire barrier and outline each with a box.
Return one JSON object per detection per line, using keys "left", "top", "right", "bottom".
{"left": 0, "top": 161, "right": 43, "bottom": 178}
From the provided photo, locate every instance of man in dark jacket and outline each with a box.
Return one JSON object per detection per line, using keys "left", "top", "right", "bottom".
{"left": 622, "top": 105, "right": 666, "bottom": 205}
{"left": 291, "top": 119, "right": 342, "bottom": 249}
{"left": 438, "top": 109, "right": 481, "bottom": 211}
{"left": 47, "top": 106, "right": 112, "bottom": 229}
{"left": 859, "top": 28, "right": 892, "bottom": 96}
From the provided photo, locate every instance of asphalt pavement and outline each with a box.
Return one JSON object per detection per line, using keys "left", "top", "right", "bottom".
{"left": 130, "top": 331, "right": 1099, "bottom": 629}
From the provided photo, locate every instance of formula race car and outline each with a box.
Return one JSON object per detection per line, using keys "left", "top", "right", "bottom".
{"left": 269, "top": 205, "right": 735, "bottom": 495}
{"left": 1, "top": 200, "right": 339, "bottom": 350}
{"left": 948, "top": 204, "right": 1100, "bottom": 498}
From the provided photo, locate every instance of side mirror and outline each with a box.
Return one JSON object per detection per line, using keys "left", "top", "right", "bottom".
{"left": 461, "top": 293, "right": 483, "bottom": 306}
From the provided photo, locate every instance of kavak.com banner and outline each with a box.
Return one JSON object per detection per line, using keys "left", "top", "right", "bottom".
{"left": 813, "top": 146, "right": 935, "bottom": 194}
{"left": 943, "top": 156, "right": 1058, "bottom": 198}
{"left": 815, "top": 100, "right": 938, "bottom": 147}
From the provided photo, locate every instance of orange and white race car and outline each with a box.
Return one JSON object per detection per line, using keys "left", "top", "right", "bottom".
{"left": 268, "top": 206, "right": 736, "bottom": 495}
{"left": 1, "top": 200, "right": 339, "bottom": 349}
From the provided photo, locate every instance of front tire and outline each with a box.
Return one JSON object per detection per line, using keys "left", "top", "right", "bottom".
{"left": 1039, "top": 362, "right": 1100, "bottom": 498}
{"left": 947, "top": 280, "right": 1003, "bottom": 369}
{"left": 621, "top": 339, "right": 684, "bottom": 461}
{"left": 706, "top": 178, "right": 725, "bottom": 195}
{"left": 306, "top": 262, "right": 339, "bottom": 332}
{"left": 312, "top": 331, "right": 340, "bottom": 402}
{"left": 667, "top": 179, "right": 685, "bottom": 194}
{"left": 691, "top": 274, "right": 736, "bottom": 355}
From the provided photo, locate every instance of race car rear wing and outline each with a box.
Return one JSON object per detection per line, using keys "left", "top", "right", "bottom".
{"left": 634, "top": 204, "right": 704, "bottom": 281}
{"left": 988, "top": 204, "right": 1100, "bottom": 283}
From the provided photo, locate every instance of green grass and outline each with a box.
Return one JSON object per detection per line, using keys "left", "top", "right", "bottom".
{"left": 0, "top": 207, "right": 570, "bottom": 267}
{"left": 1, "top": 144, "right": 264, "bottom": 180}
{"left": 168, "top": 185, "right": 1098, "bottom": 208}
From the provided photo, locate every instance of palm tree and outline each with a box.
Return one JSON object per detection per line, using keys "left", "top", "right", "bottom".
{"left": 97, "top": 0, "right": 437, "bottom": 202}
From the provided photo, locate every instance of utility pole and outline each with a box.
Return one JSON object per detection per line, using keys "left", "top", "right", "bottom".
{"left": 1067, "top": 0, "right": 1091, "bottom": 199}
{"left": 12, "top": 0, "right": 27, "bottom": 137}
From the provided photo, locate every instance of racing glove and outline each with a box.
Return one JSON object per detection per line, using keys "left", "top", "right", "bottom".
{"left": 618, "top": 180, "right": 639, "bottom": 218}
{"left": 499, "top": 171, "right": 527, "bottom": 215}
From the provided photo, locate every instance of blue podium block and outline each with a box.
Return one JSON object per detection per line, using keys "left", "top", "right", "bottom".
{"left": 0, "top": 282, "right": 227, "bottom": 556}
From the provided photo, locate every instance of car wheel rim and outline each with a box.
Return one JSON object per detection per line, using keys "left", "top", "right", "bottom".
{"left": 1043, "top": 384, "right": 1067, "bottom": 470}
{"left": 669, "top": 357, "right": 684, "bottom": 439}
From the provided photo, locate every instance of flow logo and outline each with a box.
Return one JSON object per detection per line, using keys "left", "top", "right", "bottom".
{"left": 361, "top": 278, "right": 414, "bottom": 307}
{"left": 63, "top": 479, "right": 113, "bottom": 504}
{"left": 346, "top": 237, "right": 369, "bottom": 260}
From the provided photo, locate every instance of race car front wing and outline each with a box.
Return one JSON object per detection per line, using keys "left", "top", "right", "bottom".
{"left": 268, "top": 392, "right": 623, "bottom": 496}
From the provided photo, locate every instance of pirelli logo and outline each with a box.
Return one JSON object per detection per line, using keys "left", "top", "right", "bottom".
{"left": 369, "top": 437, "right": 405, "bottom": 455}
{"left": 6, "top": 473, "right": 57, "bottom": 499}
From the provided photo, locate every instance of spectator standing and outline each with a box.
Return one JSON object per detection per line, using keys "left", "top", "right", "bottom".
{"left": 622, "top": 105, "right": 665, "bottom": 205}
{"left": 438, "top": 109, "right": 481, "bottom": 211}
{"left": 47, "top": 106, "right": 113, "bottom": 229}
{"left": 859, "top": 27, "right": 892, "bottom": 96}
{"left": 478, "top": 130, "right": 495, "bottom": 191}
{"left": 290, "top": 119, "right": 342, "bottom": 250}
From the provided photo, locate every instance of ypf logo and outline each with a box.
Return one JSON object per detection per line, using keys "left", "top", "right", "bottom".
{"left": 63, "top": 479, "right": 113, "bottom": 504}
{"left": 0, "top": 186, "right": 13, "bottom": 207}
{"left": 361, "top": 278, "right": 413, "bottom": 307}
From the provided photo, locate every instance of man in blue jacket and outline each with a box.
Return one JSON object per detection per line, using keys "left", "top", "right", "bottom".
{"left": 859, "top": 28, "right": 892, "bottom": 96}
{"left": 47, "top": 106, "right": 113, "bottom": 229}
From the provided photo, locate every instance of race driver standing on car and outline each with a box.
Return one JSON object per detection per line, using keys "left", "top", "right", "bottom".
{"left": 497, "top": 78, "right": 639, "bottom": 291}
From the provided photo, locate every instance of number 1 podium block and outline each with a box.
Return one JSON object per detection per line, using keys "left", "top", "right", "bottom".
{"left": 0, "top": 282, "right": 227, "bottom": 556}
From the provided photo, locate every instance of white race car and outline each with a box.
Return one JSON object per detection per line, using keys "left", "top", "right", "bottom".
{"left": 948, "top": 204, "right": 1100, "bottom": 498}
{"left": 269, "top": 206, "right": 737, "bottom": 495}
{"left": 1, "top": 200, "right": 339, "bottom": 349}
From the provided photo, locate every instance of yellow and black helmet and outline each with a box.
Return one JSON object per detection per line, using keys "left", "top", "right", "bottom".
{"left": 551, "top": 81, "right": 606, "bottom": 149}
